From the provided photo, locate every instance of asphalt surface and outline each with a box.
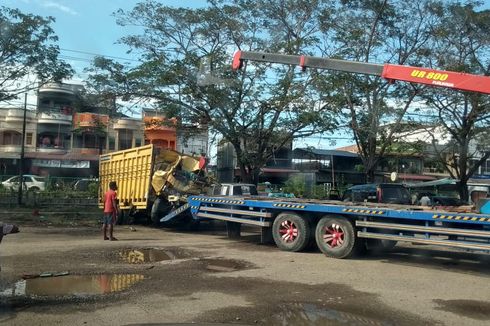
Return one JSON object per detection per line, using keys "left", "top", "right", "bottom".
{"left": 0, "top": 222, "right": 489, "bottom": 325}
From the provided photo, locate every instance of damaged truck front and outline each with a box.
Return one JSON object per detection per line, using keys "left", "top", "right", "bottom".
{"left": 98, "top": 144, "right": 212, "bottom": 225}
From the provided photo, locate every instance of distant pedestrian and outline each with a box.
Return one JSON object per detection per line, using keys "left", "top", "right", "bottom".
{"left": 103, "top": 181, "right": 118, "bottom": 241}
{"left": 419, "top": 195, "right": 431, "bottom": 206}
{"left": 0, "top": 223, "right": 19, "bottom": 271}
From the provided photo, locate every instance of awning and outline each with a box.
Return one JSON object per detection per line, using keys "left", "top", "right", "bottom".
{"left": 24, "top": 152, "right": 99, "bottom": 161}
{"left": 261, "top": 168, "right": 300, "bottom": 174}
{"left": 393, "top": 174, "right": 437, "bottom": 181}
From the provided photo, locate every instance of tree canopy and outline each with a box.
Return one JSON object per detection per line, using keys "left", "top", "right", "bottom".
{"left": 86, "top": 0, "right": 490, "bottom": 187}
{"left": 87, "top": 0, "right": 337, "bottom": 183}
{"left": 0, "top": 6, "right": 72, "bottom": 102}
{"left": 419, "top": 1, "right": 490, "bottom": 200}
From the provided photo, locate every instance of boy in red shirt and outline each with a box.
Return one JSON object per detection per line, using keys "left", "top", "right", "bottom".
{"left": 103, "top": 181, "right": 119, "bottom": 241}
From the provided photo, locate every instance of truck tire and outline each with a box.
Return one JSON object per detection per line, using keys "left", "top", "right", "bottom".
{"left": 272, "top": 213, "right": 311, "bottom": 252}
{"left": 315, "top": 215, "right": 364, "bottom": 259}
{"left": 151, "top": 198, "right": 172, "bottom": 226}
{"left": 116, "top": 210, "right": 125, "bottom": 225}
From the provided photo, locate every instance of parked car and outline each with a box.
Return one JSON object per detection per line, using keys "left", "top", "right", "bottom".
{"left": 73, "top": 178, "right": 99, "bottom": 191}
{"left": 342, "top": 183, "right": 411, "bottom": 205}
{"left": 1, "top": 175, "right": 46, "bottom": 192}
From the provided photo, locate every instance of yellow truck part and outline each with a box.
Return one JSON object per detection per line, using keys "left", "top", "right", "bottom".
{"left": 151, "top": 149, "right": 203, "bottom": 196}
{"left": 99, "top": 145, "right": 155, "bottom": 211}
{"left": 99, "top": 144, "right": 208, "bottom": 212}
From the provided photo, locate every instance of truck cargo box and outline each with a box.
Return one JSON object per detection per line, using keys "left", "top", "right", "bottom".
{"left": 99, "top": 145, "right": 155, "bottom": 211}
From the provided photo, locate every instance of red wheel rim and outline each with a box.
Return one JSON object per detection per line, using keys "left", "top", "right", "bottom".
{"left": 322, "top": 223, "right": 345, "bottom": 248}
{"left": 278, "top": 220, "right": 299, "bottom": 243}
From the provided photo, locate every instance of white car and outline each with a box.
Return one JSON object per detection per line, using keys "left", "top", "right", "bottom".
{"left": 1, "top": 175, "right": 46, "bottom": 192}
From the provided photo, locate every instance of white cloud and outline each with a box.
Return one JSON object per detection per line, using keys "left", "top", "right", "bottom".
{"left": 42, "top": 1, "right": 78, "bottom": 16}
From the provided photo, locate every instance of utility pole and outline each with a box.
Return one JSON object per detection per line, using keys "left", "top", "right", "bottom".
{"left": 17, "top": 93, "right": 27, "bottom": 205}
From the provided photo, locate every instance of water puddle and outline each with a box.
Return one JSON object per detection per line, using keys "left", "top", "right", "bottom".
{"left": 0, "top": 274, "right": 144, "bottom": 298}
{"left": 265, "top": 303, "right": 392, "bottom": 326}
{"left": 434, "top": 299, "right": 490, "bottom": 320}
{"left": 119, "top": 248, "right": 187, "bottom": 264}
{"left": 203, "top": 259, "right": 246, "bottom": 273}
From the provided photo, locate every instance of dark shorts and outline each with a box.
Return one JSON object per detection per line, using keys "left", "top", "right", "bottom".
{"left": 102, "top": 213, "right": 115, "bottom": 225}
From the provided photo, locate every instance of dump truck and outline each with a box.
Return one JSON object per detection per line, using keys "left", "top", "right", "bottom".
{"left": 98, "top": 144, "right": 213, "bottom": 225}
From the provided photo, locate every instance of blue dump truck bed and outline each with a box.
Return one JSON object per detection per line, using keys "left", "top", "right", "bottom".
{"left": 162, "top": 195, "right": 490, "bottom": 259}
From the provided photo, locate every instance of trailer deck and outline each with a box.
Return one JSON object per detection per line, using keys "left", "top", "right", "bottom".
{"left": 166, "top": 195, "right": 490, "bottom": 258}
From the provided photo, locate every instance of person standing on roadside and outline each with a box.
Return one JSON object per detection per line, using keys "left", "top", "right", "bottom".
{"left": 103, "top": 181, "right": 118, "bottom": 241}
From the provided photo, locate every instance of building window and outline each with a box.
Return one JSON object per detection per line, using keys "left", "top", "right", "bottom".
{"left": 135, "top": 138, "right": 141, "bottom": 147}
{"left": 26, "top": 133, "right": 33, "bottom": 145}
{"left": 118, "top": 130, "right": 133, "bottom": 150}
{"left": 109, "top": 137, "right": 115, "bottom": 150}
{"left": 2, "top": 131, "right": 22, "bottom": 145}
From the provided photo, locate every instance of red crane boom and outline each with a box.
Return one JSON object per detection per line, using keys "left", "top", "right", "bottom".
{"left": 232, "top": 51, "right": 490, "bottom": 95}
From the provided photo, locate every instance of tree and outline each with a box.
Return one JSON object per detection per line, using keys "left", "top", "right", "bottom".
{"left": 87, "top": 0, "right": 337, "bottom": 184}
{"left": 314, "top": 0, "right": 438, "bottom": 182}
{"left": 421, "top": 2, "right": 490, "bottom": 201}
{"left": 0, "top": 7, "right": 72, "bottom": 102}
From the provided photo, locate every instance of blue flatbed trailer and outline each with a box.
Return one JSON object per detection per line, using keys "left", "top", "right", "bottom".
{"left": 162, "top": 195, "right": 490, "bottom": 259}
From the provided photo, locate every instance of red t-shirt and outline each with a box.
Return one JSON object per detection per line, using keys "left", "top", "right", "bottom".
{"left": 104, "top": 189, "right": 117, "bottom": 213}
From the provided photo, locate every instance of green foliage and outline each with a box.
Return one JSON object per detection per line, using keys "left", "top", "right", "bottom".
{"left": 354, "top": 164, "right": 365, "bottom": 172}
{"left": 84, "top": 0, "right": 490, "bottom": 189}
{"left": 418, "top": 1, "right": 490, "bottom": 200}
{"left": 310, "top": 184, "right": 329, "bottom": 200}
{"left": 282, "top": 175, "right": 306, "bottom": 198}
{"left": 0, "top": 6, "right": 72, "bottom": 101}
{"left": 86, "top": 0, "right": 337, "bottom": 184}
{"left": 86, "top": 182, "right": 98, "bottom": 198}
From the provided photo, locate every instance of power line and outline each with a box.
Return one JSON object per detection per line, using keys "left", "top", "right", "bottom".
{"left": 60, "top": 48, "right": 140, "bottom": 63}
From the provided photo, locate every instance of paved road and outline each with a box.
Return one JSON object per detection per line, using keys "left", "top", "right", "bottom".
{"left": 0, "top": 223, "right": 489, "bottom": 325}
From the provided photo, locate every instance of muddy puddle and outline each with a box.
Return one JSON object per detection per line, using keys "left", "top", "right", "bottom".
{"left": 434, "top": 299, "right": 490, "bottom": 320}
{"left": 265, "top": 303, "right": 392, "bottom": 326}
{"left": 119, "top": 248, "right": 188, "bottom": 264}
{"left": 203, "top": 258, "right": 248, "bottom": 273}
{"left": 0, "top": 274, "right": 144, "bottom": 298}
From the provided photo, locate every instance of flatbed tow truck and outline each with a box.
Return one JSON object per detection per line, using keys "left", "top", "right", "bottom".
{"left": 156, "top": 50, "right": 490, "bottom": 259}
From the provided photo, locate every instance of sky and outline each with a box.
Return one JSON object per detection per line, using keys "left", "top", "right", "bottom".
{"left": 2, "top": 0, "right": 490, "bottom": 151}
{"left": 2, "top": 0, "right": 208, "bottom": 81}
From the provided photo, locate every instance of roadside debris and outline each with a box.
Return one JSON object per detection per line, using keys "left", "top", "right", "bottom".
{"left": 22, "top": 271, "right": 70, "bottom": 279}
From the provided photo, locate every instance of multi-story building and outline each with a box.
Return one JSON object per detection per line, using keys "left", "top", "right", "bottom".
{"left": 142, "top": 108, "right": 177, "bottom": 150}
{"left": 176, "top": 124, "right": 208, "bottom": 156}
{"left": 142, "top": 108, "right": 208, "bottom": 155}
{"left": 217, "top": 140, "right": 296, "bottom": 184}
{"left": 0, "top": 84, "right": 209, "bottom": 179}
{"left": 0, "top": 107, "right": 37, "bottom": 175}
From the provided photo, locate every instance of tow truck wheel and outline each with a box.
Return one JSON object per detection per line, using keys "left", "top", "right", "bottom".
{"left": 315, "top": 215, "right": 363, "bottom": 259}
{"left": 272, "top": 213, "right": 311, "bottom": 252}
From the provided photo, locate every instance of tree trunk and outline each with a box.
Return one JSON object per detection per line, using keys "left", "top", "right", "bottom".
{"left": 458, "top": 180, "right": 469, "bottom": 204}
{"left": 366, "top": 168, "right": 375, "bottom": 183}
{"left": 237, "top": 164, "right": 260, "bottom": 185}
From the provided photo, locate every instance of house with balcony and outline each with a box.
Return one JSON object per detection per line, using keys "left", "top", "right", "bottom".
{"left": 0, "top": 107, "right": 37, "bottom": 176}
{"left": 217, "top": 140, "right": 296, "bottom": 184}
{"left": 26, "top": 83, "right": 118, "bottom": 177}
{"left": 176, "top": 124, "right": 209, "bottom": 156}
{"left": 292, "top": 148, "right": 364, "bottom": 186}
{"left": 111, "top": 118, "right": 144, "bottom": 151}
{"left": 142, "top": 109, "right": 177, "bottom": 150}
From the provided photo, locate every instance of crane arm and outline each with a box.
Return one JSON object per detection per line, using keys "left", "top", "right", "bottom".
{"left": 232, "top": 50, "right": 490, "bottom": 95}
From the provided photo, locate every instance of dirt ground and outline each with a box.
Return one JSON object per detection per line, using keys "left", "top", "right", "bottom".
{"left": 0, "top": 212, "right": 490, "bottom": 326}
